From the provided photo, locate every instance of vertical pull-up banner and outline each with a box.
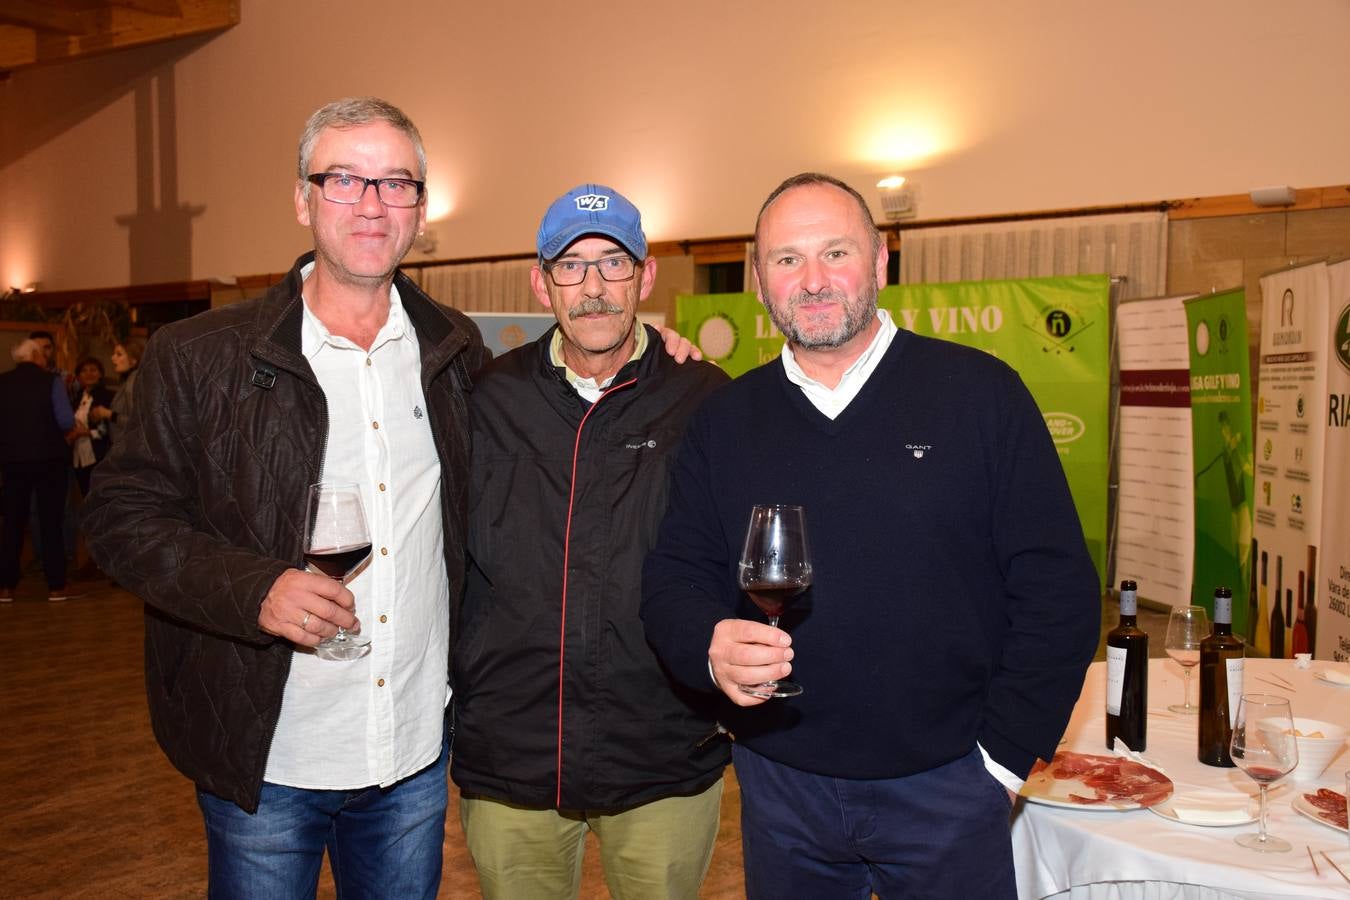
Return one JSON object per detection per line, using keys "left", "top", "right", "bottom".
{"left": 1116, "top": 295, "right": 1196, "bottom": 609}
{"left": 1184, "top": 290, "right": 1254, "bottom": 631}
{"left": 1254, "top": 262, "right": 1332, "bottom": 659}
{"left": 1321, "top": 261, "right": 1350, "bottom": 661}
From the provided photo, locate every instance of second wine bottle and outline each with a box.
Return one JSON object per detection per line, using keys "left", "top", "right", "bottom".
{"left": 1197, "top": 586, "right": 1245, "bottom": 767}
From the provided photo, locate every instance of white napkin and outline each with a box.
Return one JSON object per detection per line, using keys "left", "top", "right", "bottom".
{"left": 1319, "top": 668, "right": 1350, "bottom": 685}
{"left": 1169, "top": 803, "right": 1251, "bottom": 825}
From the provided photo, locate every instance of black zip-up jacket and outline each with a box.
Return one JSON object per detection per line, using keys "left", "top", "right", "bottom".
{"left": 452, "top": 326, "right": 731, "bottom": 810}
{"left": 84, "top": 252, "right": 486, "bottom": 812}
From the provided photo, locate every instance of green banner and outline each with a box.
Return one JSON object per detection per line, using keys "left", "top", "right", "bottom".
{"left": 677, "top": 275, "right": 1110, "bottom": 588}
{"left": 1184, "top": 290, "right": 1253, "bottom": 630}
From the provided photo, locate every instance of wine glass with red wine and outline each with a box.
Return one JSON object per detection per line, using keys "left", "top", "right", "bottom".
{"left": 737, "top": 504, "right": 811, "bottom": 699}
{"left": 1229, "top": 693, "right": 1298, "bottom": 853}
{"left": 304, "top": 481, "right": 373, "bottom": 661}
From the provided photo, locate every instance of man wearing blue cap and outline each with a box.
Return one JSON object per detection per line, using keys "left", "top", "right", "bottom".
{"left": 450, "top": 184, "right": 731, "bottom": 899}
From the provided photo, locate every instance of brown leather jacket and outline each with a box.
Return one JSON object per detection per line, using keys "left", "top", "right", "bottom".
{"left": 84, "top": 253, "right": 487, "bottom": 811}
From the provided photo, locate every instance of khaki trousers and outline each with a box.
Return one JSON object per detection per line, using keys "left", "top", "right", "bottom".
{"left": 459, "top": 778, "right": 723, "bottom": 900}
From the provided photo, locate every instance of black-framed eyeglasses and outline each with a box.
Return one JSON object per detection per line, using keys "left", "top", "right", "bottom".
{"left": 306, "top": 172, "right": 425, "bottom": 208}
{"left": 542, "top": 256, "right": 638, "bottom": 286}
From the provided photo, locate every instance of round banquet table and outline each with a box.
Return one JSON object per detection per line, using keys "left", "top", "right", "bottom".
{"left": 1010, "top": 657, "right": 1350, "bottom": 900}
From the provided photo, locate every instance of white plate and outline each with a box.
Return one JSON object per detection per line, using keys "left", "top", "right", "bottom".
{"left": 1021, "top": 791, "right": 1147, "bottom": 811}
{"left": 1313, "top": 670, "right": 1350, "bottom": 688}
{"left": 1292, "top": 792, "right": 1349, "bottom": 834}
{"left": 1148, "top": 797, "right": 1257, "bottom": 827}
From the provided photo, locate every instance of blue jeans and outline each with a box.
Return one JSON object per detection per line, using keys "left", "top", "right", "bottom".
{"left": 733, "top": 743, "right": 1016, "bottom": 900}
{"left": 196, "top": 730, "right": 448, "bottom": 900}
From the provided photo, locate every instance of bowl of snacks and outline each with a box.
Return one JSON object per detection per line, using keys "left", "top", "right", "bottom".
{"left": 1285, "top": 718, "right": 1348, "bottom": 781}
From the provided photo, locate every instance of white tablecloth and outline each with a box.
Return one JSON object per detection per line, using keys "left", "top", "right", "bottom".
{"left": 1011, "top": 658, "right": 1350, "bottom": 900}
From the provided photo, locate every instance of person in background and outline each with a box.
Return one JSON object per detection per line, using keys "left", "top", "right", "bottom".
{"left": 641, "top": 173, "right": 1100, "bottom": 899}
{"left": 69, "top": 356, "right": 114, "bottom": 497}
{"left": 84, "top": 97, "right": 488, "bottom": 899}
{"left": 29, "top": 329, "right": 74, "bottom": 395}
{"left": 90, "top": 339, "right": 143, "bottom": 443}
{"left": 0, "top": 338, "right": 76, "bottom": 602}
{"left": 452, "top": 184, "right": 730, "bottom": 899}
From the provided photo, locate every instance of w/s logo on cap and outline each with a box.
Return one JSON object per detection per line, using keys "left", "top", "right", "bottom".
{"left": 574, "top": 194, "right": 609, "bottom": 211}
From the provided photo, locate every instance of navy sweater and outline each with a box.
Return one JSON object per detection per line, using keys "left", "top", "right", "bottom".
{"left": 641, "top": 328, "right": 1100, "bottom": 779}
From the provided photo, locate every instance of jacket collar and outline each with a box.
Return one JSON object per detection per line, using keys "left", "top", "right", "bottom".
{"left": 249, "top": 251, "right": 472, "bottom": 390}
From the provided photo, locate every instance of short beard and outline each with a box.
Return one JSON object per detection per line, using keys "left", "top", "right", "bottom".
{"left": 767, "top": 282, "right": 878, "bottom": 350}
{"left": 568, "top": 297, "right": 625, "bottom": 319}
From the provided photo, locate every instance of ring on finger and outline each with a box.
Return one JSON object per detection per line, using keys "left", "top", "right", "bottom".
{"left": 301, "top": 611, "right": 312, "bottom": 630}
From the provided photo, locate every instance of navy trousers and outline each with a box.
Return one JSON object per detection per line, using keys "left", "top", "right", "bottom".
{"left": 733, "top": 743, "right": 1017, "bottom": 900}
{"left": 0, "top": 460, "right": 68, "bottom": 591}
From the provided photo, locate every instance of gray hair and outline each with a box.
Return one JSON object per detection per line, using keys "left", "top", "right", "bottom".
{"left": 752, "top": 172, "right": 883, "bottom": 277}
{"left": 11, "top": 338, "right": 41, "bottom": 363}
{"left": 297, "top": 97, "right": 427, "bottom": 195}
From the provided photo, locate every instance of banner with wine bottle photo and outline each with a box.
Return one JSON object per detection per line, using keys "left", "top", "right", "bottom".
{"left": 677, "top": 274, "right": 1111, "bottom": 587}
{"left": 1183, "top": 289, "right": 1253, "bottom": 635}
{"left": 1252, "top": 262, "right": 1335, "bottom": 661}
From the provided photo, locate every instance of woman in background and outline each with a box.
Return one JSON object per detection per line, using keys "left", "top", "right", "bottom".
{"left": 91, "top": 339, "right": 143, "bottom": 445}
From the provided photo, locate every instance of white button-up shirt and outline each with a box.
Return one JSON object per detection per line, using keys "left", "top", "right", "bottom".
{"left": 780, "top": 308, "right": 1023, "bottom": 793}
{"left": 264, "top": 267, "right": 449, "bottom": 790}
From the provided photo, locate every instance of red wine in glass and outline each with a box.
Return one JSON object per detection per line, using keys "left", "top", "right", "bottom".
{"left": 737, "top": 504, "right": 811, "bottom": 699}
{"left": 1229, "top": 692, "right": 1298, "bottom": 853}
{"left": 304, "top": 481, "right": 373, "bottom": 661}
{"left": 304, "top": 544, "right": 372, "bottom": 580}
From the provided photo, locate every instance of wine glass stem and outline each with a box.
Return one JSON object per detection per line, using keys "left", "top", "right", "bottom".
{"left": 1183, "top": 668, "right": 1193, "bottom": 708}
{"left": 1257, "top": 783, "right": 1269, "bottom": 842}
{"left": 767, "top": 615, "right": 780, "bottom": 630}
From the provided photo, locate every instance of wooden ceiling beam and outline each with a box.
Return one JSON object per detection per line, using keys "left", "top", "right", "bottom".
{"left": 0, "top": 0, "right": 237, "bottom": 73}
{"left": 0, "top": 1, "right": 91, "bottom": 35}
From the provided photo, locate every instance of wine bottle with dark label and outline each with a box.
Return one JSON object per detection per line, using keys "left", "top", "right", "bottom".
{"left": 1106, "top": 579, "right": 1148, "bottom": 751}
{"left": 1198, "top": 587, "right": 1245, "bottom": 767}
{"left": 1254, "top": 550, "right": 1270, "bottom": 656}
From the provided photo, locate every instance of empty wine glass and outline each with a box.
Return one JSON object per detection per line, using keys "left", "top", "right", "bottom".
{"left": 1164, "top": 604, "right": 1207, "bottom": 714}
{"left": 304, "top": 481, "right": 373, "bottom": 661}
{"left": 736, "top": 504, "right": 811, "bottom": 699}
{"left": 1230, "top": 693, "right": 1298, "bottom": 852}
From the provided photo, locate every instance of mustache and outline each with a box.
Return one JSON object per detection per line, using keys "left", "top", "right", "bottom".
{"left": 789, "top": 288, "right": 847, "bottom": 307}
{"left": 568, "top": 297, "right": 625, "bottom": 318}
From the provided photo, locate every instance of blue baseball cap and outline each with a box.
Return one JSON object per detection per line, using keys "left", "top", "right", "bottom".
{"left": 536, "top": 183, "right": 647, "bottom": 261}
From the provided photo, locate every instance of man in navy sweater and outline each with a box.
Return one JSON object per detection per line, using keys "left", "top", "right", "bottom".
{"left": 641, "top": 173, "right": 1100, "bottom": 898}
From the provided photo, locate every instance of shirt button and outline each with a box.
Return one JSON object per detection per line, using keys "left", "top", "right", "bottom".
{"left": 372, "top": 421, "right": 380, "bottom": 430}
{"left": 380, "top": 547, "right": 388, "bottom": 556}
{"left": 378, "top": 483, "right": 386, "bottom": 491}
{"left": 365, "top": 358, "right": 372, "bottom": 367}
{"left": 377, "top": 678, "right": 386, "bottom": 687}
{"left": 379, "top": 614, "right": 388, "bottom": 624}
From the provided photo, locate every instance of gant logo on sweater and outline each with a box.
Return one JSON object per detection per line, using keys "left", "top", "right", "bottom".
{"left": 905, "top": 443, "right": 931, "bottom": 459}
{"left": 624, "top": 439, "right": 657, "bottom": 450}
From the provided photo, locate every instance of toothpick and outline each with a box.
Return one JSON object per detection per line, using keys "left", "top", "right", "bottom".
{"left": 1321, "top": 851, "right": 1350, "bottom": 886}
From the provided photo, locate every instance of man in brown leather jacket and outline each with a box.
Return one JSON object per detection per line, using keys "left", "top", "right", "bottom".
{"left": 85, "top": 97, "right": 487, "bottom": 900}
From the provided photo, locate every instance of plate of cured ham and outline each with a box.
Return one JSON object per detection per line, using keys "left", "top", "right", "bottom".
{"left": 1293, "top": 788, "right": 1348, "bottom": 833}
{"left": 1020, "top": 751, "right": 1173, "bottom": 810}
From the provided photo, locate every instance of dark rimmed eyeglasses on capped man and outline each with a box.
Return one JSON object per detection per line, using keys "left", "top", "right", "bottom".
{"left": 306, "top": 172, "right": 425, "bottom": 208}
{"left": 541, "top": 256, "right": 639, "bottom": 287}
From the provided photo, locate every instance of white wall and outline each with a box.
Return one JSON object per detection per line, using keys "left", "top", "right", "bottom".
{"left": 2, "top": 0, "right": 1348, "bottom": 291}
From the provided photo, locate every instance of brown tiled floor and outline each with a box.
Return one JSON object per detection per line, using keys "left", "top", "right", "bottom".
{"left": 0, "top": 578, "right": 745, "bottom": 899}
